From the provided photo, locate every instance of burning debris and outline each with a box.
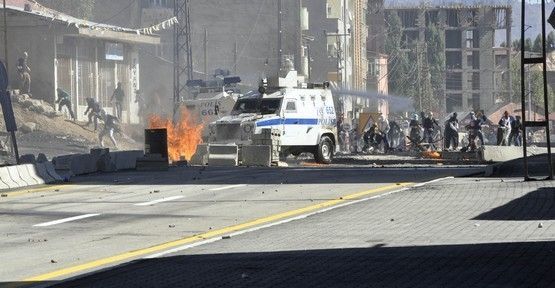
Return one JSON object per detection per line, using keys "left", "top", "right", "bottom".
{"left": 148, "top": 109, "right": 204, "bottom": 162}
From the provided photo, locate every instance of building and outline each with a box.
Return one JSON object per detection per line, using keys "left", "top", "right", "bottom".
{"left": 384, "top": 4, "right": 512, "bottom": 114}
{"left": 366, "top": 0, "right": 389, "bottom": 117}
{"left": 0, "top": 0, "right": 159, "bottom": 124}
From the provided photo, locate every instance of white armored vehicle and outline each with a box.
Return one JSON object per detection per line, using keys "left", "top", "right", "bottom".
{"left": 209, "top": 70, "right": 338, "bottom": 164}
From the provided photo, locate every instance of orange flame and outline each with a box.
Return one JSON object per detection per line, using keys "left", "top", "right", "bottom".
{"left": 148, "top": 109, "right": 204, "bottom": 162}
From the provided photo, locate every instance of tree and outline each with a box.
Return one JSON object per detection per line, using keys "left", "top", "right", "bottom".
{"left": 532, "top": 34, "right": 543, "bottom": 53}
{"left": 547, "top": 31, "right": 555, "bottom": 52}
{"left": 425, "top": 24, "right": 445, "bottom": 113}
{"left": 385, "top": 12, "right": 412, "bottom": 99}
{"left": 510, "top": 56, "right": 555, "bottom": 113}
{"left": 39, "top": 0, "right": 96, "bottom": 19}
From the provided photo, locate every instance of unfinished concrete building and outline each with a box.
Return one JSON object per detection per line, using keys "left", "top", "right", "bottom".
{"left": 385, "top": 5, "right": 512, "bottom": 114}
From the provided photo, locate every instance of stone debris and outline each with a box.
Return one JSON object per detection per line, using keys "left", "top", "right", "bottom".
{"left": 538, "top": 223, "right": 543, "bottom": 228}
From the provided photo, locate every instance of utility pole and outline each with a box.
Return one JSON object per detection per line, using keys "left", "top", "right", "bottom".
{"left": 203, "top": 27, "right": 207, "bottom": 81}
{"left": 278, "top": 0, "right": 283, "bottom": 70}
{"left": 173, "top": 0, "right": 193, "bottom": 117}
{"left": 342, "top": 0, "right": 348, "bottom": 88}
{"left": 3, "top": 0, "right": 8, "bottom": 76}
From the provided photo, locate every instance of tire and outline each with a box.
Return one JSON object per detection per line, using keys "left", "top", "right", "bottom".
{"left": 314, "top": 136, "right": 334, "bottom": 164}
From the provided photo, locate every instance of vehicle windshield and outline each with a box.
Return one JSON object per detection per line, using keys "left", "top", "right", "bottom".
{"left": 231, "top": 98, "right": 282, "bottom": 115}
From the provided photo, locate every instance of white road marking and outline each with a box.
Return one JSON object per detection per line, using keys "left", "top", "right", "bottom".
{"left": 134, "top": 196, "right": 185, "bottom": 206}
{"left": 33, "top": 214, "right": 100, "bottom": 227}
{"left": 209, "top": 184, "right": 247, "bottom": 191}
{"left": 146, "top": 177, "right": 454, "bottom": 259}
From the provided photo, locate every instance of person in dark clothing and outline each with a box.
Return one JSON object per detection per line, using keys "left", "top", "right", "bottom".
{"left": 111, "top": 82, "right": 125, "bottom": 119}
{"left": 99, "top": 114, "right": 120, "bottom": 149}
{"left": 475, "top": 111, "right": 488, "bottom": 146}
{"left": 84, "top": 97, "right": 105, "bottom": 131}
{"left": 16, "top": 52, "right": 31, "bottom": 94}
{"left": 56, "top": 88, "right": 75, "bottom": 120}
{"left": 444, "top": 112, "right": 459, "bottom": 150}
{"left": 422, "top": 112, "right": 439, "bottom": 150}
{"left": 509, "top": 115, "right": 523, "bottom": 146}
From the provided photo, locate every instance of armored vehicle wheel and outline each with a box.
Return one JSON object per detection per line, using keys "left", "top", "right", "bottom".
{"left": 315, "top": 136, "right": 334, "bottom": 164}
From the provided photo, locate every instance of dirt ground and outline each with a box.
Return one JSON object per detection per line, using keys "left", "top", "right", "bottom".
{"left": 1, "top": 101, "right": 143, "bottom": 161}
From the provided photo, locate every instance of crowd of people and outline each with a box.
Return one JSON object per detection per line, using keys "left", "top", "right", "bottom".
{"left": 338, "top": 110, "right": 527, "bottom": 154}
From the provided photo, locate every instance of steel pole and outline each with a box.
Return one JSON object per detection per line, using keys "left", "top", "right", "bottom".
{"left": 3, "top": 0, "right": 8, "bottom": 76}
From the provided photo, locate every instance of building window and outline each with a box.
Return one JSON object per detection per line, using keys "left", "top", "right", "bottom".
{"left": 285, "top": 101, "right": 297, "bottom": 113}
{"left": 465, "top": 30, "right": 474, "bottom": 48}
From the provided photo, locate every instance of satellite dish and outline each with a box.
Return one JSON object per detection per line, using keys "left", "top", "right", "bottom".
{"left": 0, "top": 61, "right": 8, "bottom": 91}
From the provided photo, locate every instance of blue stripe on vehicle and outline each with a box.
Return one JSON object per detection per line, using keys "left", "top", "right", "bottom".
{"left": 256, "top": 118, "right": 319, "bottom": 127}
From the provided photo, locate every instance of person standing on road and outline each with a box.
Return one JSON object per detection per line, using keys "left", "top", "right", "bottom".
{"left": 497, "top": 111, "right": 512, "bottom": 146}
{"left": 99, "top": 114, "right": 120, "bottom": 149}
{"left": 378, "top": 115, "right": 390, "bottom": 152}
{"left": 111, "top": 82, "right": 125, "bottom": 119}
{"left": 56, "top": 88, "right": 75, "bottom": 121}
{"left": 84, "top": 97, "right": 105, "bottom": 131}
{"left": 509, "top": 115, "right": 523, "bottom": 146}
{"left": 422, "top": 112, "right": 438, "bottom": 150}
{"left": 16, "top": 52, "right": 31, "bottom": 94}
{"left": 444, "top": 112, "right": 459, "bottom": 150}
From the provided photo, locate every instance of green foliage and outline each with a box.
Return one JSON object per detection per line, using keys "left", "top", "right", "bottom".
{"left": 532, "top": 34, "right": 543, "bottom": 53}
{"left": 384, "top": 12, "right": 412, "bottom": 99}
{"left": 510, "top": 56, "right": 555, "bottom": 113}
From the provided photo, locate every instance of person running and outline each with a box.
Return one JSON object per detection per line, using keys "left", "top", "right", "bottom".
{"left": 99, "top": 114, "right": 120, "bottom": 149}
{"left": 84, "top": 97, "right": 105, "bottom": 131}
{"left": 56, "top": 88, "right": 75, "bottom": 120}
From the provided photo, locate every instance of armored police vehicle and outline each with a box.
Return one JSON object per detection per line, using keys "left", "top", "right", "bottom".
{"left": 208, "top": 70, "right": 338, "bottom": 164}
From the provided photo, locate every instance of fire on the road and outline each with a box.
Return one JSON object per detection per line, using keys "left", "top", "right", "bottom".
{"left": 148, "top": 109, "right": 204, "bottom": 162}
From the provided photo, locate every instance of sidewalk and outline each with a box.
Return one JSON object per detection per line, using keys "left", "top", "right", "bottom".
{"left": 54, "top": 177, "right": 555, "bottom": 287}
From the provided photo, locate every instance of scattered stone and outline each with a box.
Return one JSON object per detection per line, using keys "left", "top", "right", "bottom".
{"left": 1, "top": 194, "right": 7, "bottom": 197}
{"left": 50, "top": 259, "right": 57, "bottom": 264}
{"left": 209, "top": 227, "right": 213, "bottom": 230}
{"left": 222, "top": 235, "right": 231, "bottom": 239}
{"left": 390, "top": 218, "right": 395, "bottom": 222}
{"left": 474, "top": 223, "right": 481, "bottom": 227}
{"left": 169, "top": 224, "right": 176, "bottom": 228}
{"left": 538, "top": 223, "right": 544, "bottom": 228}
{"left": 19, "top": 122, "right": 37, "bottom": 133}
{"left": 54, "top": 189, "right": 60, "bottom": 192}
{"left": 153, "top": 190, "right": 160, "bottom": 193}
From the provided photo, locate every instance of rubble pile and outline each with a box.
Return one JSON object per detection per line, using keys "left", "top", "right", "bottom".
{"left": 10, "top": 90, "right": 63, "bottom": 119}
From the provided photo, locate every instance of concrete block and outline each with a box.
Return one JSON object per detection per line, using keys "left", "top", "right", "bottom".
{"left": 209, "top": 144, "right": 238, "bottom": 155}
{"left": 17, "top": 164, "right": 42, "bottom": 186}
{"left": 25, "top": 164, "right": 46, "bottom": 185}
{"left": 110, "top": 150, "right": 143, "bottom": 170}
{"left": 0, "top": 167, "right": 17, "bottom": 189}
{"left": 481, "top": 146, "right": 549, "bottom": 162}
{"left": 136, "top": 154, "right": 169, "bottom": 171}
{"left": 36, "top": 153, "right": 48, "bottom": 163}
{"left": 52, "top": 155, "right": 74, "bottom": 170}
{"left": 7, "top": 166, "right": 29, "bottom": 187}
{"left": 189, "top": 144, "right": 209, "bottom": 166}
{"left": 44, "top": 162, "right": 63, "bottom": 182}
{"left": 242, "top": 145, "right": 271, "bottom": 167}
{"left": 69, "top": 154, "right": 98, "bottom": 175}
{"left": 19, "top": 154, "right": 36, "bottom": 164}
{"left": 208, "top": 154, "right": 238, "bottom": 167}
{"left": 36, "top": 163, "right": 57, "bottom": 183}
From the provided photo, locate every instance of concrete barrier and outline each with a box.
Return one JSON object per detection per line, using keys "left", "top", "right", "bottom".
{"left": 189, "top": 144, "right": 209, "bottom": 166}
{"left": 43, "top": 162, "right": 63, "bottom": 182}
{"left": 35, "top": 163, "right": 56, "bottom": 183}
{"left": 16, "top": 164, "right": 42, "bottom": 186}
{"left": 0, "top": 167, "right": 16, "bottom": 189}
{"left": 7, "top": 166, "right": 29, "bottom": 187}
{"left": 110, "top": 150, "right": 143, "bottom": 170}
{"left": 242, "top": 145, "right": 271, "bottom": 167}
{"left": 481, "top": 146, "right": 549, "bottom": 162}
{"left": 25, "top": 164, "right": 47, "bottom": 185}
{"left": 208, "top": 144, "right": 238, "bottom": 167}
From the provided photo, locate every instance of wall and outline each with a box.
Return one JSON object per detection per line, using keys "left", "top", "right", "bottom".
{"left": 0, "top": 12, "right": 57, "bottom": 103}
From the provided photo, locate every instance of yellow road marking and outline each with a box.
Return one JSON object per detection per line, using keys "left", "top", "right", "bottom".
{"left": 23, "top": 182, "right": 413, "bottom": 282}
{"left": 1, "top": 184, "right": 74, "bottom": 198}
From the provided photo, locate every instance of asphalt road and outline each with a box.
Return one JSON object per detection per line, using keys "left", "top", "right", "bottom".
{"left": 0, "top": 165, "right": 482, "bottom": 286}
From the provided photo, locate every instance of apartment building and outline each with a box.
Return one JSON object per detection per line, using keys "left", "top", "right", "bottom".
{"left": 384, "top": 4, "right": 512, "bottom": 114}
